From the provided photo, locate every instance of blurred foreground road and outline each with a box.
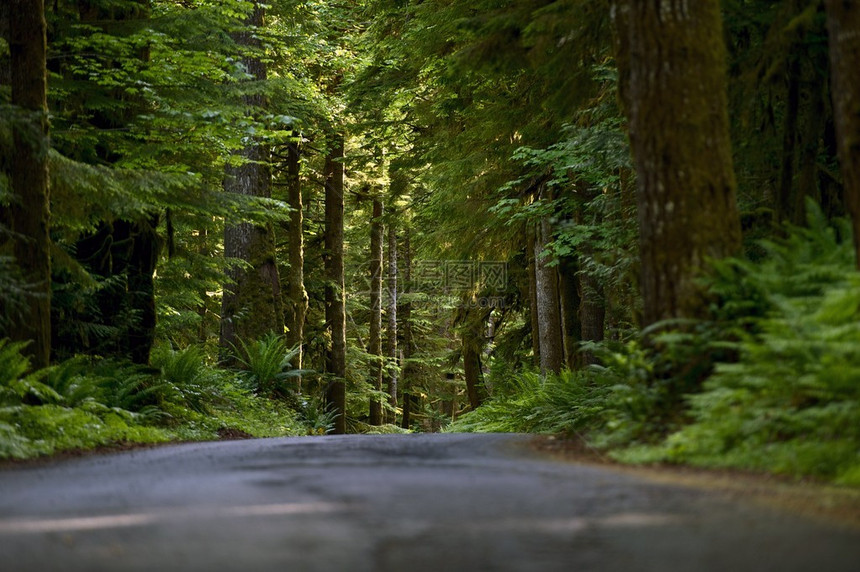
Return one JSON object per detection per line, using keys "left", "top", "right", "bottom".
{"left": 1, "top": 433, "right": 858, "bottom": 571}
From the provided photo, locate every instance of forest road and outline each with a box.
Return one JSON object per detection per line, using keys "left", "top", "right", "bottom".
{"left": 0, "top": 433, "right": 858, "bottom": 572}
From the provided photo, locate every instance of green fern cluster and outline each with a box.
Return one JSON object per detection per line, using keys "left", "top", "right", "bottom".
{"left": 616, "top": 204, "right": 860, "bottom": 483}
{"left": 0, "top": 339, "right": 306, "bottom": 460}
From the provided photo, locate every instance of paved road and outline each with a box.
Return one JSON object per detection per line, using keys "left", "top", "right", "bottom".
{"left": 0, "top": 433, "right": 857, "bottom": 571}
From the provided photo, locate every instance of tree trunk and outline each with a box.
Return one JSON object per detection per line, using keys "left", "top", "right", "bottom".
{"left": 526, "top": 227, "right": 541, "bottom": 367}
{"left": 284, "top": 141, "right": 308, "bottom": 390}
{"left": 795, "top": 53, "right": 827, "bottom": 225}
{"left": 400, "top": 228, "right": 417, "bottom": 429}
{"left": 533, "top": 217, "right": 564, "bottom": 375}
{"left": 324, "top": 135, "right": 347, "bottom": 434}
{"left": 578, "top": 266, "right": 605, "bottom": 366}
{"left": 778, "top": 54, "right": 800, "bottom": 224}
{"left": 557, "top": 256, "right": 581, "bottom": 369}
{"left": 368, "top": 197, "right": 384, "bottom": 426}
{"left": 5, "top": 0, "right": 51, "bottom": 368}
{"left": 615, "top": 0, "right": 742, "bottom": 325}
{"left": 385, "top": 220, "right": 398, "bottom": 423}
{"left": 220, "top": 3, "right": 283, "bottom": 351}
{"left": 462, "top": 331, "right": 484, "bottom": 410}
{"left": 825, "top": 0, "right": 860, "bottom": 268}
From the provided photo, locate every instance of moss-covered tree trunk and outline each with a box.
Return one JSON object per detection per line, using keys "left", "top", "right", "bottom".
{"left": 324, "top": 135, "right": 346, "bottom": 434}
{"left": 462, "top": 330, "right": 484, "bottom": 411}
{"left": 614, "top": 0, "right": 742, "bottom": 325}
{"left": 284, "top": 141, "right": 308, "bottom": 389}
{"left": 220, "top": 3, "right": 283, "bottom": 351}
{"left": 825, "top": 0, "right": 860, "bottom": 268}
{"left": 4, "top": 0, "right": 51, "bottom": 368}
{"left": 533, "top": 216, "right": 563, "bottom": 374}
{"left": 368, "top": 197, "right": 384, "bottom": 426}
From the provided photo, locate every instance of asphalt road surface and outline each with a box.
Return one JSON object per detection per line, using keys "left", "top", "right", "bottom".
{"left": 0, "top": 433, "right": 858, "bottom": 571}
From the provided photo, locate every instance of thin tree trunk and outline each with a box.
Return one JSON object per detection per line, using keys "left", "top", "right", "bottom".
{"left": 284, "top": 141, "right": 308, "bottom": 390}
{"left": 578, "top": 265, "right": 605, "bottom": 366}
{"left": 795, "top": 54, "right": 827, "bottom": 225}
{"left": 220, "top": 3, "right": 283, "bottom": 351}
{"left": 385, "top": 220, "right": 398, "bottom": 424}
{"left": 5, "top": 0, "right": 51, "bottom": 368}
{"left": 533, "top": 217, "right": 564, "bottom": 375}
{"left": 324, "top": 135, "right": 347, "bottom": 434}
{"left": 368, "top": 197, "right": 384, "bottom": 426}
{"left": 778, "top": 54, "right": 800, "bottom": 224}
{"left": 615, "top": 0, "right": 742, "bottom": 325}
{"left": 400, "top": 228, "right": 416, "bottom": 429}
{"left": 526, "top": 227, "right": 541, "bottom": 367}
{"left": 824, "top": 0, "right": 860, "bottom": 268}
{"left": 558, "top": 256, "right": 581, "bottom": 369}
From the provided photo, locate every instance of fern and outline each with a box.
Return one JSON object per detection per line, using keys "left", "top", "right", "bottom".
{"left": 231, "top": 334, "right": 306, "bottom": 399}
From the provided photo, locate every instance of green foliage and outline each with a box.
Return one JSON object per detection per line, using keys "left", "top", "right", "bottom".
{"left": 231, "top": 334, "right": 306, "bottom": 399}
{"left": 624, "top": 209, "right": 860, "bottom": 483}
{"left": 448, "top": 362, "right": 656, "bottom": 441}
{"left": 296, "top": 397, "right": 338, "bottom": 435}
{"left": 0, "top": 340, "right": 305, "bottom": 460}
{"left": 453, "top": 205, "right": 860, "bottom": 484}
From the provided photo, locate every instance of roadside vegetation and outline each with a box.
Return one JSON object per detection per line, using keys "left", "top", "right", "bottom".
{"left": 0, "top": 338, "right": 335, "bottom": 459}
{"left": 451, "top": 205, "right": 860, "bottom": 486}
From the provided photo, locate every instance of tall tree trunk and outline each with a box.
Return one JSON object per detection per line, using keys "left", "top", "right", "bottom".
{"left": 778, "top": 54, "right": 800, "bottom": 224}
{"left": 462, "top": 329, "right": 484, "bottom": 410}
{"left": 795, "top": 53, "right": 827, "bottom": 225}
{"left": 324, "top": 135, "right": 347, "bottom": 434}
{"left": 400, "top": 228, "right": 417, "bottom": 429}
{"left": 220, "top": 3, "right": 283, "bottom": 351}
{"left": 557, "top": 257, "right": 581, "bottom": 369}
{"left": 284, "top": 141, "right": 308, "bottom": 390}
{"left": 825, "top": 0, "right": 860, "bottom": 268}
{"left": 385, "top": 220, "right": 398, "bottom": 424}
{"left": 578, "top": 267, "right": 605, "bottom": 366}
{"left": 368, "top": 197, "right": 384, "bottom": 426}
{"left": 526, "top": 227, "right": 541, "bottom": 367}
{"left": 533, "top": 217, "right": 564, "bottom": 375}
{"left": 614, "top": 0, "right": 742, "bottom": 325}
{"left": 4, "top": 0, "right": 51, "bottom": 368}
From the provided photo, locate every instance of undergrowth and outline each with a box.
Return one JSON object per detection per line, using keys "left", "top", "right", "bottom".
{"left": 451, "top": 202, "right": 860, "bottom": 485}
{"left": 0, "top": 338, "right": 322, "bottom": 460}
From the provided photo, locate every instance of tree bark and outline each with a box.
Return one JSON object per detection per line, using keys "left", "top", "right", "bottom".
{"left": 615, "top": 0, "right": 742, "bottom": 325}
{"left": 385, "top": 219, "right": 398, "bottom": 423}
{"left": 526, "top": 227, "right": 541, "bottom": 367}
{"left": 324, "top": 135, "right": 347, "bottom": 434}
{"left": 368, "top": 197, "right": 384, "bottom": 426}
{"left": 5, "top": 0, "right": 51, "bottom": 368}
{"left": 400, "top": 228, "right": 417, "bottom": 429}
{"left": 825, "top": 0, "right": 860, "bottom": 268}
{"left": 557, "top": 256, "right": 581, "bottom": 369}
{"left": 533, "top": 217, "right": 564, "bottom": 375}
{"left": 778, "top": 54, "right": 800, "bottom": 224}
{"left": 284, "top": 141, "right": 308, "bottom": 390}
{"left": 220, "top": 3, "right": 283, "bottom": 351}
{"left": 462, "top": 329, "right": 484, "bottom": 410}
{"left": 578, "top": 265, "right": 605, "bottom": 366}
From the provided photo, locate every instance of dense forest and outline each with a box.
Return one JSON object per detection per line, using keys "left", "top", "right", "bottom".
{"left": 2, "top": 0, "right": 860, "bottom": 484}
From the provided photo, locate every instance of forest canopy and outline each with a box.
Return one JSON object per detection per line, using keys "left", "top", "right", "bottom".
{"left": 1, "top": 0, "right": 860, "bottom": 484}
